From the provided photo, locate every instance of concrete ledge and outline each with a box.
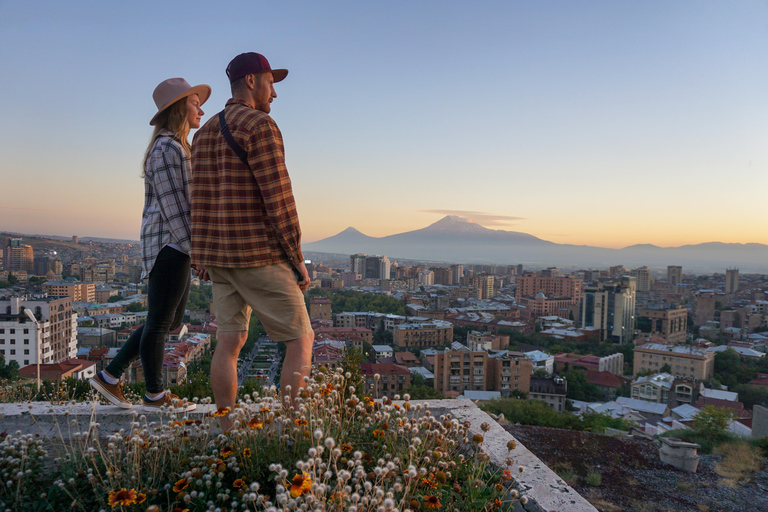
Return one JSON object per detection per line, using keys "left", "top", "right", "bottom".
{"left": 0, "top": 399, "right": 597, "bottom": 512}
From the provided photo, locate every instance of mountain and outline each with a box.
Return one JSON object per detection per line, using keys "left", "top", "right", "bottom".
{"left": 303, "top": 216, "right": 768, "bottom": 272}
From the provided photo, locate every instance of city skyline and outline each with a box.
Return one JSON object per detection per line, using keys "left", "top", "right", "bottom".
{"left": 2, "top": 1, "right": 768, "bottom": 249}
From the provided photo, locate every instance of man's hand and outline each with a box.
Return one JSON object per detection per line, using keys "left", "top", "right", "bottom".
{"left": 295, "top": 262, "right": 311, "bottom": 292}
{"left": 191, "top": 263, "right": 210, "bottom": 282}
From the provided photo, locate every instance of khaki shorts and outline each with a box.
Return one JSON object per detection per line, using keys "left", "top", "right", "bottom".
{"left": 208, "top": 263, "right": 312, "bottom": 341}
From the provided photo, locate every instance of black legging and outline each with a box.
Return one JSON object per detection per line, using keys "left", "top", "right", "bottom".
{"left": 106, "top": 246, "right": 190, "bottom": 393}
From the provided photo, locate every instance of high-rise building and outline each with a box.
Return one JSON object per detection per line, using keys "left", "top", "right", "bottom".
{"left": 450, "top": 264, "right": 464, "bottom": 285}
{"left": 43, "top": 281, "right": 96, "bottom": 302}
{"left": 636, "top": 305, "right": 688, "bottom": 345}
{"left": 694, "top": 292, "right": 716, "bottom": 326}
{"left": 667, "top": 266, "right": 683, "bottom": 285}
{"left": 516, "top": 274, "right": 582, "bottom": 303}
{"left": 350, "top": 254, "right": 366, "bottom": 275}
{"left": 472, "top": 274, "right": 495, "bottom": 299}
{"left": 309, "top": 297, "right": 332, "bottom": 320}
{"left": 630, "top": 266, "right": 653, "bottom": 292}
{"left": 725, "top": 268, "right": 739, "bottom": 294}
{"left": 433, "top": 346, "right": 532, "bottom": 397}
{"left": 579, "top": 276, "right": 636, "bottom": 343}
{"left": 431, "top": 267, "right": 453, "bottom": 286}
{"left": 4, "top": 238, "right": 34, "bottom": 273}
{"left": 0, "top": 295, "right": 77, "bottom": 369}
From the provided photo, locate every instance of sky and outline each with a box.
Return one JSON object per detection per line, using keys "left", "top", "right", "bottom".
{"left": 1, "top": 1, "right": 767, "bottom": 249}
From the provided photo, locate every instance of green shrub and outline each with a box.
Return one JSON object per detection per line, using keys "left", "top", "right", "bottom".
{"left": 585, "top": 471, "right": 602, "bottom": 486}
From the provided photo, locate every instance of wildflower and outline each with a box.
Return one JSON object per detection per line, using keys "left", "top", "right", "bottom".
{"left": 170, "top": 421, "right": 182, "bottom": 427}
{"left": 472, "top": 434, "right": 484, "bottom": 444}
{"left": 424, "top": 495, "right": 442, "bottom": 508}
{"left": 213, "top": 407, "right": 230, "bottom": 418}
{"left": 289, "top": 472, "right": 313, "bottom": 497}
{"left": 372, "top": 430, "right": 385, "bottom": 438}
{"left": 501, "top": 470, "right": 512, "bottom": 481}
{"left": 340, "top": 443, "right": 353, "bottom": 452}
{"left": 184, "top": 420, "right": 196, "bottom": 425}
{"left": 173, "top": 478, "right": 189, "bottom": 492}
{"left": 233, "top": 478, "right": 245, "bottom": 488}
{"left": 260, "top": 405, "right": 270, "bottom": 413}
{"left": 421, "top": 476, "right": 438, "bottom": 489}
{"left": 107, "top": 488, "right": 138, "bottom": 507}
{"left": 493, "top": 498, "right": 502, "bottom": 508}
{"left": 247, "top": 417, "right": 263, "bottom": 429}
{"left": 220, "top": 446, "right": 235, "bottom": 457}
{"left": 481, "top": 422, "right": 490, "bottom": 432}
{"left": 495, "top": 484, "right": 504, "bottom": 492}
{"left": 137, "top": 493, "right": 146, "bottom": 504}
{"left": 295, "top": 418, "right": 308, "bottom": 427}
{"left": 243, "top": 448, "right": 252, "bottom": 457}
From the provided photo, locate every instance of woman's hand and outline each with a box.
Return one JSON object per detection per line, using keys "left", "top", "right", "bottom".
{"left": 191, "top": 263, "right": 210, "bottom": 281}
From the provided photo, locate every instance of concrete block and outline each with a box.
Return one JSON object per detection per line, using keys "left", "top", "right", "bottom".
{"left": 659, "top": 437, "right": 700, "bottom": 472}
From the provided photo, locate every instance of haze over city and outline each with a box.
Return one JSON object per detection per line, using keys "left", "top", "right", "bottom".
{"left": 1, "top": 1, "right": 767, "bottom": 249}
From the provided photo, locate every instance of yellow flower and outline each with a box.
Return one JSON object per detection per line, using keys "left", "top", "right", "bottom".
{"left": 424, "top": 495, "right": 442, "bottom": 508}
{"left": 172, "top": 478, "right": 189, "bottom": 492}
{"left": 247, "top": 417, "right": 263, "bottom": 429}
{"left": 340, "top": 443, "right": 353, "bottom": 453}
{"left": 107, "top": 488, "right": 138, "bottom": 508}
{"left": 233, "top": 478, "right": 245, "bottom": 488}
{"left": 137, "top": 492, "right": 146, "bottom": 504}
{"left": 243, "top": 448, "right": 252, "bottom": 457}
{"left": 289, "top": 472, "right": 313, "bottom": 497}
{"left": 295, "top": 418, "right": 308, "bottom": 427}
{"left": 213, "top": 407, "right": 230, "bottom": 418}
{"left": 220, "top": 446, "right": 235, "bottom": 457}
{"left": 421, "top": 476, "right": 438, "bottom": 489}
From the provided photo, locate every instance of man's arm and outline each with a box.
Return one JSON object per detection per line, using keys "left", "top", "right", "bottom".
{"left": 248, "top": 119, "right": 305, "bottom": 271}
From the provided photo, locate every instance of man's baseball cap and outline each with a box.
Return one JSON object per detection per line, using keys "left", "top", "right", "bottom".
{"left": 226, "top": 52, "right": 288, "bottom": 83}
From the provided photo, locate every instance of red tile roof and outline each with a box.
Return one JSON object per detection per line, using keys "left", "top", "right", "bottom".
{"left": 585, "top": 370, "right": 628, "bottom": 389}
{"left": 361, "top": 363, "right": 411, "bottom": 376}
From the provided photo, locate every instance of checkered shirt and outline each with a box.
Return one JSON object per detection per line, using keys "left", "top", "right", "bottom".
{"left": 139, "top": 132, "right": 192, "bottom": 279}
{"left": 190, "top": 98, "right": 304, "bottom": 268}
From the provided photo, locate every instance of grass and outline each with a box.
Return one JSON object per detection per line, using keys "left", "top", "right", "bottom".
{"left": 0, "top": 368, "right": 528, "bottom": 511}
{"left": 585, "top": 471, "right": 602, "bottom": 487}
{"left": 713, "top": 441, "right": 765, "bottom": 487}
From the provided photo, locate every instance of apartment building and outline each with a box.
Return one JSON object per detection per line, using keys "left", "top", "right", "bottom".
{"left": 0, "top": 295, "right": 77, "bottom": 368}
{"left": 309, "top": 297, "right": 332, "bottom": 320}
{"left": 392, "top": 320, "right": 453, "bottom": 349}
{"left": 579, "top": 276, "right": 636, "bottom": 343}
{"left": 361, "top": 363, "right": 411, "bottom": 396}
{"left": 529, "top": 375, "right": 567, "bottom": 412}
{"left": 636, "top": 305, "right": 688, "bottom": 345}
{"left": 43, "top": 280, "right": 96, "bottom": 303}
{"left": 631, "top": 372, "right": 697, "bottom": 407}
{"left": 433, "top": 345, "right": 532, "bottom": 397}
{"left": 633, "top": 343, "right": 715, "bottom": 381}
{"left": 3, "top": 238, "right": 34, "bottom": 273}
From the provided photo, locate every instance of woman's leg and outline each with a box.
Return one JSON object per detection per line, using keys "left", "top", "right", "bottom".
{"left": 104, "top": 325, "right": 144, "bottom": 379}
{"left": 139, "top": 246, "right": 191, "bottom": 394}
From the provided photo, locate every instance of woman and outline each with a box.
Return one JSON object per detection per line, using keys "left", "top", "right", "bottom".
{"left": 90, "top": 78, "right": 210, "bottom": 411}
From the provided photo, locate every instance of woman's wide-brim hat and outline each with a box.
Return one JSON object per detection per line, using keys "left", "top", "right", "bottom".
{"left": 150, "top": 78, "right": 211, "bottom": 126}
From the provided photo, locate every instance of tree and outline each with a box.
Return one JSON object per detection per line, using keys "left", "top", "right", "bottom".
{"left": 659, "top": 363, "right": 672, "bottom": 373}
{"left": 108, "top": 295, "right": 125, "bottom": 303}
{"left": 126, "top": 302, "right": 147, "bottom": 312}
{"left": 564, "top": 368, "right": 603, "bottom": 402}
{"left": 0, "top": 353, "right": 20, "bottom": 380}
{"left": 733, "top": 384, "right": 768, "bottom": 410}
{"left": 692, "top": 405, "right": 735, "bottom": 444}
{"left": 407, "top": 373, "right": 444, "bottom": 399}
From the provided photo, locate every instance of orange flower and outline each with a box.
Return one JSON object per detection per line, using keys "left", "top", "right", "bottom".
{"left": 233, "top": 478, "right": 245, "bottom": 488}
{"left": 501, "top": 470, "right": 512, "bottom": 481}
{"left": 247, "top": 417, "right": 263, "bottom": 429}
{"left": 170, "top": 421, "right": 182, "bottom": 427}
{"left": 372, "top": 429, "right": 385, "bottom": 438}
{"left": 289, "top": 472, "right": 313, "bottom": 497}
{"left": 172, "top": 478, "right": 189, "bottom": 492}
{"left": 220, "top": 446, "right": 235, "bottom": 457}
{"left": 243, "top": 448, "right": 251, "bottom": 457}
{"left": 260, "top": 405, "right": 270, "bottom": 413}
{"left": 421, "top": 476, "right": 438, "bottom": 489}
{"left": 424, "top": 495, "right": 442, "bottom": 508}
{"left": 184, "top": 420, "right": 196, "bottom": 425}
{"left": 107, "top": 488, "right": 138, "bottom": 507}
{"left": 493, "top": 498, "right": 502, "bottom": 508}
{"left": 295, "top": 418, "right": 308, "bottom": 427}
{"left": 137, "top": 493, "right": 146, "bottom": 504}
{"left": 340, "top": 443, "right": 353, "bottom": 452}
{"left": 213, "top": 407, "right": 230, "bottom": 418}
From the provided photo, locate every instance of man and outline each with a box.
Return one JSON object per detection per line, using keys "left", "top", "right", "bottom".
{"left": 191, "top": 52, "right": 313, "bottom": 431}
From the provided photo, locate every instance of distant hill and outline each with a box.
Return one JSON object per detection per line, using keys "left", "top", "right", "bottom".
{"left": 303, "top": 216, "right": 768, "bottom": 273}
{"left": 0, "top": 232, "right": 137, "bottom": 248}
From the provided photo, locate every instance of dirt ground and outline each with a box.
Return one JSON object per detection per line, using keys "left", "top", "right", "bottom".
{"left": 504, "top": 424, "right": 768, "bottom": 512}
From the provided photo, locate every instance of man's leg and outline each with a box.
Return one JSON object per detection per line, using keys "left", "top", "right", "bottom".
{"left": 211, "top": 330, "right": 247, "bottom": 432}
{"left": 279, "top": 329, "right": 314, "bottom": 410}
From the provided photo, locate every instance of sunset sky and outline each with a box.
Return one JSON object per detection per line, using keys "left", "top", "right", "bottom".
{"left": 1, "top": 1, "right": 767, "bottom": 249}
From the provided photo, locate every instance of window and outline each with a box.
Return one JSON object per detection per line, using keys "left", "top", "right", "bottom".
{"left": 10, "top": 329, "right": 15, "bottom": 334}
{"left": 23, "top": 329, "right": 28, "bottom": 334}
{"left": 24, "top": 350, "right": 29, "bottom": 355}
{"left": 10, "top": 339, "right": 15, "bottom": 345}
{"left": 24, "top": 360, "right": 29, "bottom": 365}
{"left": 10, "top": 350, "right": 15, "bottom": 355}
{"left": 24, "top": 340, "right": 28, "bottom": 345}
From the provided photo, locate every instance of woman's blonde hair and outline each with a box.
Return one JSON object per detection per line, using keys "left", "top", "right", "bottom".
{"left": 142, "top": 97, "right": 191, "bottom": 174}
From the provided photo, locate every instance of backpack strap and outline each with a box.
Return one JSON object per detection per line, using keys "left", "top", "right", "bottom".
{"left": 218, "top": 110, "right": 250, "bottom": 167}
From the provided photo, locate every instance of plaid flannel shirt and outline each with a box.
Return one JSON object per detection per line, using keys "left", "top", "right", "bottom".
{"left": 140, "top": 131, "right": 192, "bottom": 279}
{"left": 190, "top": 98, "right": 304, "bottom": 269}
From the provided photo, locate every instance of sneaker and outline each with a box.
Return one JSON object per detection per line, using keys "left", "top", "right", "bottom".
{"left": 143, "top": 392, "right": 196, "bottom": 412}
{"left": 89, "top": 372, "right": 132, "bottom": 409}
